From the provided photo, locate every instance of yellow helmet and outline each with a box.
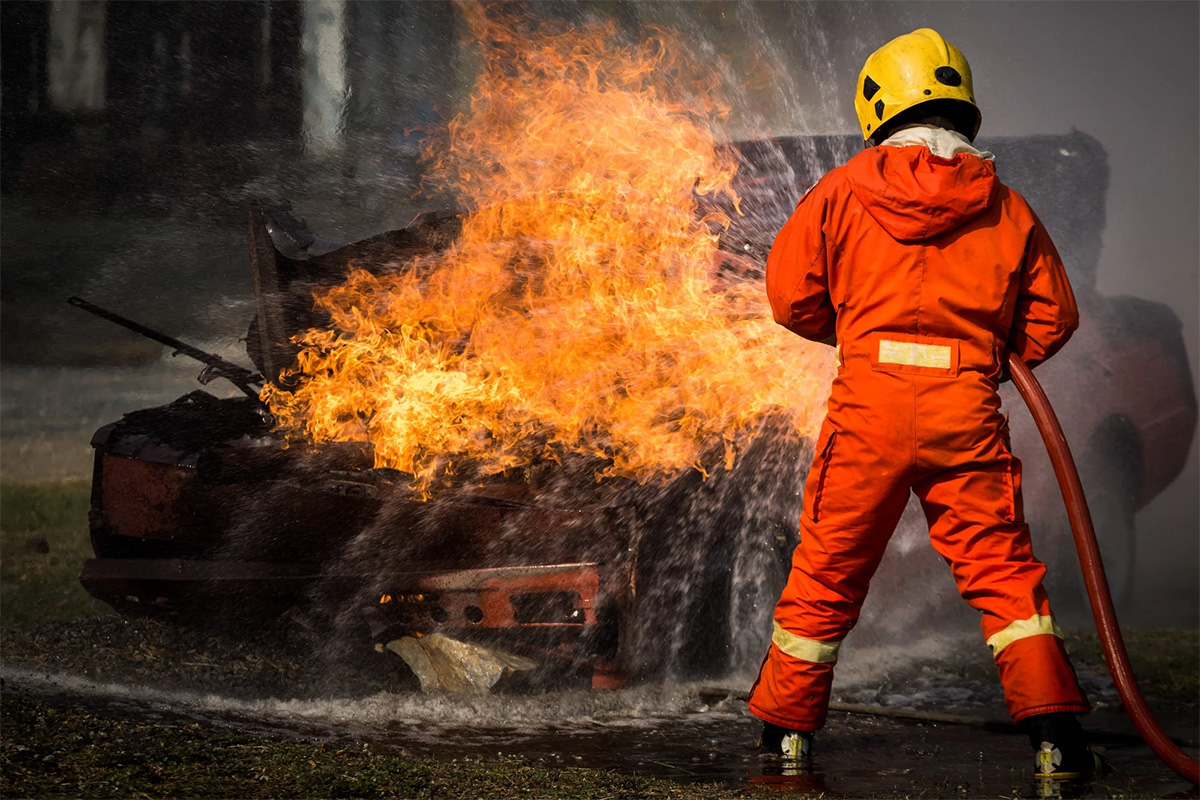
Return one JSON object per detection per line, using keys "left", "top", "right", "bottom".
{"left": 854, "top": 28, "right": 981, "bottom": 144}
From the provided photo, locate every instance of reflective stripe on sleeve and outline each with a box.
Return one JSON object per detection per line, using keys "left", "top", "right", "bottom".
{"left": 878, "top": 339, "right": 952, "bottom": 369}
{"left": 986, "top": 614, "right": 1064, "bottom": 656}
{"left": 772, "top": 621, "right": 841, "bottom": 663}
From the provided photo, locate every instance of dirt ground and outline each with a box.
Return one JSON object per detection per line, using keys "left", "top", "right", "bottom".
{"left": 0, "top": 693, "right": 749, "bottom": 800}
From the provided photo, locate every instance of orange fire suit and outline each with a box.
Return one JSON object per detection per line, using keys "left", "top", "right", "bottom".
{"left": 748, "top": 141, "right": 1090, "bottom": 730}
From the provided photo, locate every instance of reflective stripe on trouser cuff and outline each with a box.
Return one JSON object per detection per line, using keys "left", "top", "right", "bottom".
{"left": 879, "top": 339, "right": 952, "bottom": 369}
{"left": 986, "top": 614, "right": 1064, "bottom": 656}
{"left": 772, "top": 621, "right": 841, "bottom": 663}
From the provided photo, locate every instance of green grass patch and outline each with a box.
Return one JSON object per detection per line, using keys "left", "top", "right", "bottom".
{"left": 1, "top": 481, "right": 112, "bottom": 630}
{"left": 0, "top": 694, "right": 755, "bottom": 800}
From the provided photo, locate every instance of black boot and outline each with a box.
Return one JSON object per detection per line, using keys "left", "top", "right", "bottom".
{"left": 759, "top": 721, "right": 814, "bottom": 769}
{"left": 1022, "top": 713, "right": 1104, "bottom": 780}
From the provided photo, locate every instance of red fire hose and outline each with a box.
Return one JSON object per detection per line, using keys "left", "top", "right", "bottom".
{"left": 1007, "top": 353, "right": 1200, "bottom": 785}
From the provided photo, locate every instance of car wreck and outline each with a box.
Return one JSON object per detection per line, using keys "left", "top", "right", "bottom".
{"left": 76, "top": 193, "right": 806, "bottom": 691}
{"left": 76, "top": 132, "right": 1196, "bottom": 691}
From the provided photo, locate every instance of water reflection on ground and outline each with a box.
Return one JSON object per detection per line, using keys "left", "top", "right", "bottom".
{"left": 4, "top": 663, "right": 1195, "bottom": 799}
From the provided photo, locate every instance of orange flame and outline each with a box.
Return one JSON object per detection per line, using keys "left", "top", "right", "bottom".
{"left": 262, "top": 7, "right": 832, "bottom": 494}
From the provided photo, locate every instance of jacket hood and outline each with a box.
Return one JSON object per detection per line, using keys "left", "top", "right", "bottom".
{"left": 844, "top": 143, "right": 999, "bottom": 243}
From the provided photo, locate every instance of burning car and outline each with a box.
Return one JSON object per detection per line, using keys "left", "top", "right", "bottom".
{"left": 76, "top": 195, "right": 812, "bottom": 689}
{"left": 79, "top": 14, "right": 834, "bottom": 690}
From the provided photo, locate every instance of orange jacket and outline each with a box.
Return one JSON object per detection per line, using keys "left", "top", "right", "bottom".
{"left": 766, "top": 144, "right": 1078, "bottom": 377}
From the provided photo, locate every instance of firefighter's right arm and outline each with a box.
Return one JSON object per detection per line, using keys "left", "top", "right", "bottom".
{"left": 765, "top": 192, "right": 837, "bottom": 344}
{"left": 1008, "top": 213, "right": 1079, "bottom": 370}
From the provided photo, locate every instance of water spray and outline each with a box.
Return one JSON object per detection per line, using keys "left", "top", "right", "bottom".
{"left": 1008, "top": 353, "right": 1200, "bottom": 784}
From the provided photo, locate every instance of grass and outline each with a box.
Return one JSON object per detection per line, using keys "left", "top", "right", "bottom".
{"left": 0, "top": 481, "right": 112, "bottom": 630}
{"left": 1065, "top": 627, "right": 1200, "bottom": 709}
{"left": 0, "top": 694, "right": 755, "bottom": 800}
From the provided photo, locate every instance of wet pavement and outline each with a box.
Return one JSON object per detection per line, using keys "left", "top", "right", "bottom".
{"left": 4, "top": 662, "right": 1196, "bottom": 798}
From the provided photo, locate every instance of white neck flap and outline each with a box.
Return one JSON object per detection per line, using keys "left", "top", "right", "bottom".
{"left": 881, "top": 125, "right": 995, "bottom": 162}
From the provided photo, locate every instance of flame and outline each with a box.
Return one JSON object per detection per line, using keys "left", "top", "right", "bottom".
{"left": 262, "top": 7, "right": 832, "bottom": 494}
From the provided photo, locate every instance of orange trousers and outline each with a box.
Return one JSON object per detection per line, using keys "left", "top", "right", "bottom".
{"left": 748, "top": 347, "right": 1090, "bottom": 730}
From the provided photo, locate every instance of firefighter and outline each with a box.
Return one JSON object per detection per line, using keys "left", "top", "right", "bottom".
{"left": 748, "top": 28, "right": 1102, "bottom": 781}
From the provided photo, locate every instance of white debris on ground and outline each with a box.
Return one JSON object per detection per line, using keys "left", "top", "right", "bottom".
{"left": 386, "top": 633, "right": 538, "bottom": 694}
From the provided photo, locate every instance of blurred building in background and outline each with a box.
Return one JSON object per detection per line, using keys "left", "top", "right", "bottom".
{"left": 1, "top": 1, "right": 463, "bottom": 217}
